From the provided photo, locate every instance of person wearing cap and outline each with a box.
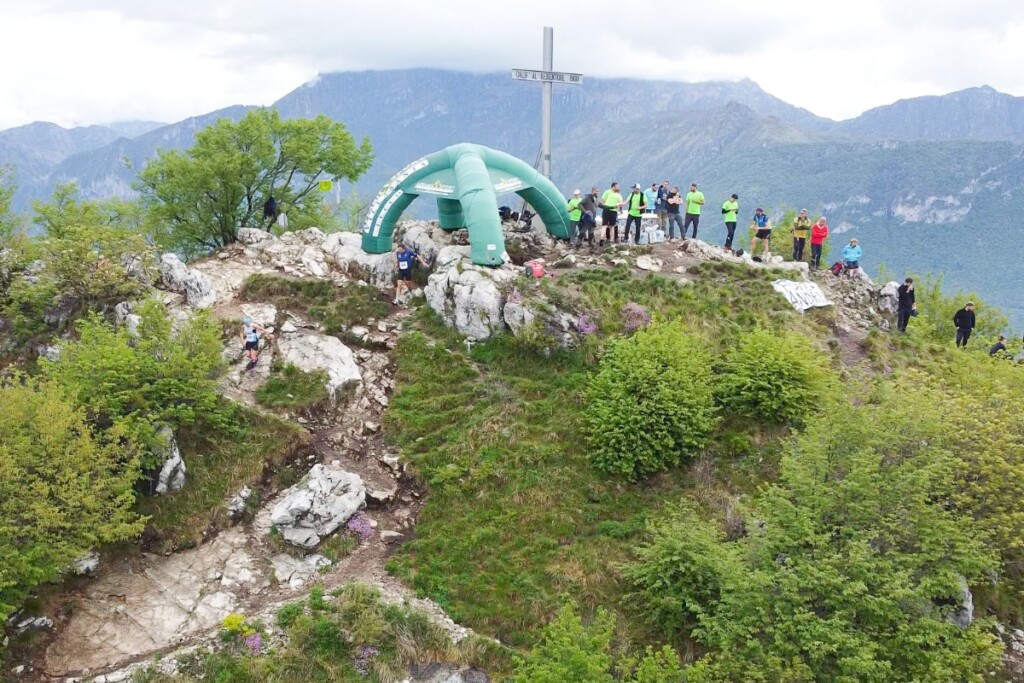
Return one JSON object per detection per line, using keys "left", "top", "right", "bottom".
{"left": 567, "top": 189, "right": 584, "bottom": 247}
{"left": 656, "top": 180, "right": 671, "bottom": 230}
{"left": 666, "top": 186, "right": 684, "bottom": 241}
{"left": 792, "top": 209, "right": 811, "bottom": 262}
{"left": 841, "top": 238, "right": 862, "bottom": 277}
{"left": 810, "top": 217, "right": 829, "bottom": 270}
{"left": 953, "top": 302, "right": 976, "bottom": 349}
{"left": 749, "top": 208, "right": 772, "bottom": 260}
{"left": 625, "top": 183, "right": 647, "bottom": 244}
{"left": 600, "top": 182, "right": 624, "bottom": 247}
{"left": 684, "top": 183, "right": 705, "bottom": 239}
{"left": 721, "top": 193, "right": 739, "bottom": 252}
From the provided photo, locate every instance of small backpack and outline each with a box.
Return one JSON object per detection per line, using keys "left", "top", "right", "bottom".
{"left": 829, "top": 261, "right": 844, "bottom": 276}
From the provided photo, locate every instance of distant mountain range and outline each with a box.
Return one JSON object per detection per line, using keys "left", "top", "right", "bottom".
{"left": 1, "top": 70, "right": 1021, "bottom": 326}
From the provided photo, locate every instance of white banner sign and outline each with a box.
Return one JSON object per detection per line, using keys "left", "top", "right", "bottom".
{"left": 772, "top": 280, "right": 833, "bottom": 311}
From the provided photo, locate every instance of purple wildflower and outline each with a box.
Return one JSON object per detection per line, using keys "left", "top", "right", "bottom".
{"left": 353, "top": 644, "right": 380, "bottom": 675}
{"left": 346, "top": 512, "right": 375, "bottom": 541}
{"left": 243, "top": 632, "right": 263, "bottom": 656}
{"left": 621, "top": 302, "right": 651, "bottom": 334}
{"left": 575, "top": 314, "right": 598, "bottom": 337}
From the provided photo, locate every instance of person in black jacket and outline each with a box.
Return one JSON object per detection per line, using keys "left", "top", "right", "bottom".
{"left": 989, "top": 335, "right": 1007, "bottom": 356}
{"left": 953, "top": 302, "right": 976, "bottom": 348}
{"left": 896, "top": 277, "right": 916, "bottom": 332}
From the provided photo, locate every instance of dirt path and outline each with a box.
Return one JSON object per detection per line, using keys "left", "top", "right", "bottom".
{"left": 26, "top": 292, "right": 438, "bottom": 681}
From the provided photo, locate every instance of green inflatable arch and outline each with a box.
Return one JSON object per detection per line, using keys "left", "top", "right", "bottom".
{"left": 361, "top": 143, "right": 571, "bottom": 266}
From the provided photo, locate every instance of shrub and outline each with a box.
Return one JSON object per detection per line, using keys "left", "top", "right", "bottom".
{"left": 255, "top": 362, "right": 330, "bottom": 411}
{"left": 585, "top": 322, "right": 718, "bottom": 478}
{"left": 45, "top": 299, "right": 233, "bottom": 470}
{"left": 715, "top": 328, "right": 829, "bottom": 424}
{"left": 0, "top": 377, "right": 144, "bottom": 622}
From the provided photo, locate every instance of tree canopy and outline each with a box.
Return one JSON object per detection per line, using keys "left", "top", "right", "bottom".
{"left": 137, "top": 109, "right": 373, "bottom": 255}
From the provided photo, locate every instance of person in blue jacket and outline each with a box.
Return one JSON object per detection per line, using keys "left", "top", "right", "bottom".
{"left": 841, "top": 238, "right": 863, "bottom": 276}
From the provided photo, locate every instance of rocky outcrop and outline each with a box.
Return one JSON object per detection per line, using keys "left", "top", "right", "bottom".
{"left": 878, "top": 280, "right": 900, "bottom": 314}
{"left": 269, "top": 464, "right": 366, "bottom": 549}
{"left": 276, "top": 333, "right": 362, "bottom": 398}
{"left": 323, "top": 231, "right": 396, "bottom": 288}
{"left": 154, "top": 426, "right": 186, "bottom": 495}
{"left": 426, "top": 247, "right": 518, "bottom": 340}
{"left": 159, "top": 253, "right": 216, "bottom": 309}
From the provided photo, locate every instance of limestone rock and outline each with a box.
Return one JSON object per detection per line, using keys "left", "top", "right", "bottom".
{"left": 72, "top": 551, "right": 100, "bottom": 576}
{"left": 226, "top": 486, "right": 254, "bottom": 518}
{"left": 276, "top": 333, "right": 362, "bottom": 398}
{"left": 154, "top": 426, "right": 186, "bottom": 495}
{"left": 269, "top": 553, "right": 332, "bottom": 589}
{"left": 240, "top": 303, "right": 277, "bottom": 328}
{"left": 426, "top": 250, "right": 517, "bottom": 340}
{"left": 280, "top": 320, "right": 298, "bottom": 334}
{"left": 269, "top": 464, "right": 366, "bottom": 549}
{"left": 635, "top": 255, "right": 662, "bottom": 272}
{"left": 946, "top": 576, "right": 974, "bottom": 628}
{"left": 237, "top": 227, "right": 274, "bottom": 245}
{"left": 323, "top": 232, "right": 397, "bottom": 288}
{"left": 878, "top": 280, "right": 900, "bottom": 314}
{"left": 402, "top": 222, "right": 443, "bottom": 262}
{"left": 158, "top": 253, "right": 215, "bottom": 309}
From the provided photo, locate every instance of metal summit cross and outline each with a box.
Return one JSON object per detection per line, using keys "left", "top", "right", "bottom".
{"left": 512, "top": 26, "right": 583, "bottom": 178}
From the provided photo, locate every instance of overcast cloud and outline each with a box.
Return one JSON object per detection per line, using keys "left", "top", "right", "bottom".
{"left": 3, "top": 0, "right": 1024, "bottom": 130}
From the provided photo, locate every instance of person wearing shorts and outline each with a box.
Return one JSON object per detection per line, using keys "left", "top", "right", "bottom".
{"left": 750, "top": 208, "right": 772, "bottom": 259}
{"left": 394, "top": 243, "right": 427, "bottom": 304}
{"left": 240, "top": 316, "right": 271, "bottom": 371}
{"left": 599, "top": 182, "right": 623, "bottom": 246}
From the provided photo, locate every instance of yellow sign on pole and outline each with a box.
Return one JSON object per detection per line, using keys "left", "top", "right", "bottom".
{"left": 318, "top": 179, "right": 333, "bottom": 192}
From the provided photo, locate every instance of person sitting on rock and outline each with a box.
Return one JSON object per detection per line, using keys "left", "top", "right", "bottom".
{"left": 394, "top": 243, "right": 429, "bottom": 305}
{"left": 841, "top": 239, "right": 862, "bottom": 277}
{"left": 241, "top": 316, "right": 271, "bottom": 373}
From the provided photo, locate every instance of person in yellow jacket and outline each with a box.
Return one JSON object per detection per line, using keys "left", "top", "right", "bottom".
{"left": 624, "top": 183, "right": 647, "bottom": 244}
{"left": 567, "top": 190, "right": 584, "bottom": 247}
{"left": 599, "top": 182, "right": 624, "bottom": 247}
{"left": 684, "top": 183, "right": 705, "bottom": 239}
{"left": 792, "top": 209, "right": 811, "bottom": 262}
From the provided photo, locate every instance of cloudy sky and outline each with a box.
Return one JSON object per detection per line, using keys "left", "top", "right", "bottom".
{"left": 3, "top": 0, "right": 1023, "bottom": 130}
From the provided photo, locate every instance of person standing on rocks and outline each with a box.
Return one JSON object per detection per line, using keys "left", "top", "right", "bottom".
{"left": 625, "top": 183, "right": 647, "bottom": 244}
{"left": 810, "top": 216, "right": 829, "bottom": 270}
{"left": 394, "top": 243, "right": 428, "bottom": 305}
{"left": 684, "top": 183, "right": 705, "bottom": 239}
{"left": 567, "top": 190, "right": 584, "bottom": 247}
{"left": 841, "top": 239, "right": 862, "bottom": 277}
{"left": 749, "top": 208, "right": 772, "bottom": 260}
{"left": 600, "top": 182, "right": 624, "bottom": 246}
{"left": 896, "top": 277, "right": 916, "bottom": 332}
{"left": 657, "top": 180, "right": 671, "bottom": 230}
{"left": 241, "top": 316, "right": 272, "bottom": 373}
{"left": 579, "top": 187, "right": 599, "bottom": 247}
{"left": 666, "top": 186, "right": 684, "bottom": 241}
{"left": 792, "top": 209, "right": 811, "bottom": 262}
{"left": 953, "top": 302, "right": 976, "bottom": 349}
{"left": 721, "top": 193, "right": 739, "bottom": 252}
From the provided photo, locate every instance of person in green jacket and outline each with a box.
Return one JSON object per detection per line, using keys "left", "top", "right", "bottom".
{"left": 792, "top": 208, "right": 811, "bottom": 262}
{"left": 599, "top": 182, "right": 624, "bottom": 247}
{"left": 721, "top": 193, "right": 739, "bottom": 252}
{"left": 567, "top": 189, "right": 583, "bottom": 247}
{"left": 684, "top": 183, "right": 705, "bottom": 239}
{"left": 624, "top": 183, "right": 647, "bottom": 244}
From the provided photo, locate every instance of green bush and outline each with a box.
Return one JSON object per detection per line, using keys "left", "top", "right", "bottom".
{"left": 584, "top": 322, "right": 718, "bottom": 479}
{"left": 513, "top": 602, "right": 684, "bottom": 683}
{"left": 44, "top": 299, "right": 233, "bottom": 470}
{"left": 0, "top": 377, "right": 144, "bottom": 623}
{"left": 716, "top": 328, "right": 829, "bottom": 424}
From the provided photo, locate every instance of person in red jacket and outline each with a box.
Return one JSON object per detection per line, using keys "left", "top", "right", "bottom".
{"left": 810, "top": 217, "right": 829, "bottom": 270}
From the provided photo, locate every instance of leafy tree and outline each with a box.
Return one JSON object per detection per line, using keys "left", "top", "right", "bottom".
{"left": 0, "top": 165, "right": 22, "bottom": 242}
{"left": 137, "top": 109, "right": 373, "bottom": 254}
{"left": 0, "top": 376, "right": 144, "bottom": 622}
{"left": 716, "top": 328, "right": 830, "bottom": 425}
{"left": 585, "top": 322, "right": 718, "bottom": 479}
{"left": 32, "top": 182, "right": 144, "bottom": 238}
{"left": 902, "top": 274, "right": 1008, "bottom": 347}
{"left": 630, "top": 388, "right": 1003, "bottom": 682}
{"left": 44, "top": 300, "right": 233, "bottom": 469}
